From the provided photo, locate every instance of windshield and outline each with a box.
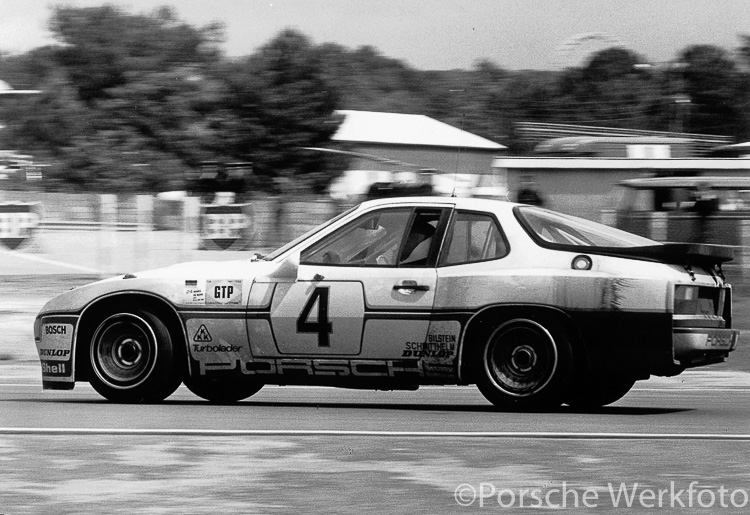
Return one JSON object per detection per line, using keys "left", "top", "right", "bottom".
{"left": 264, "top": 205, "right": 359, "bottom": 261}
{"left": 516, "top": 206, "right": 656, "bottom": 248}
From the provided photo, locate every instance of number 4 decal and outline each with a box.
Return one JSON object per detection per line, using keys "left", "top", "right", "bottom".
{"left": 296, "top": 287, "right": 333, "bottom": 347}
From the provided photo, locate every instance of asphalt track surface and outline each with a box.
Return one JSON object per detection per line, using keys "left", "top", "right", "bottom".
{"left": 1, "top": 374, "right": 750, "bottom": 514}
{"left": 2, "top": 243, "right": 750, "bottom": 513}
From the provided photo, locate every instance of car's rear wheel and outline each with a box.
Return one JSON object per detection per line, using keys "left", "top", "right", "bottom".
{"left": 88, "top": 310, "right": 181, "bottom": 403}
{"left": 184, "top": 376, "right": 263, "bottom": 404}
{"left": 564, "top": 373, "right": 636, "bottom": 409}
{"left": 474, "top": 317, "right": 572, "bottom": 411}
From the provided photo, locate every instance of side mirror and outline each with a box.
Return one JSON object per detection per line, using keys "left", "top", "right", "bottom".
{"left": 267, "top": 252, "right": 299, "bottom": 281}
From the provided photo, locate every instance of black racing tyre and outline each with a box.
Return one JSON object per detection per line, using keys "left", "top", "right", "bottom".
{"left": 474, "top": 317, "right": 573, "bottom": 411}
{"left": 88, "top": 310, "right": 182, "bottom": 403}
{"left": 184, "top": 376, "right": 263, "bottom": 404}
{"left": 564, "top": 373, "right": 636, "bottom": 409}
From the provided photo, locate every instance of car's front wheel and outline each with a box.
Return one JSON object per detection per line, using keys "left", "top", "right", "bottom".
{"left": 474, "top": 317, "right": 572, "bottom": 411}
{"left": 88, "top": 310, "right": 182, "bottom": 403}
{"left": 184, "top": 376, "right": 263, "bottom": 404}
{"left": 564, "top": 373, "right": 636, "bottom": 409}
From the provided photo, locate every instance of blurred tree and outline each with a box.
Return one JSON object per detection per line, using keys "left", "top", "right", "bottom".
{"left": 678, "top": 44, "right": 741, "bottom": 135}
{"left": 556, "top": 48, "right": 659, "bottom": 130}
{"left": 496, "top": 71, "right": 560, "bottom": 152}
{"left": 0, "top": 72, "right": 93, "bottom": 154}
{"left": 214, "top": 29, "right": 343, "bottom": 194}
{"left": 0, "top": 46, "right": 60, "bottom": 90}
{"left": 0, "top": 5, "right": 226, "bottom": 192}
{"left": 3, "top": 10, "right": 750, "bottom": 193}
{"left": 425, "top": 60, "right": 510, "bottom": 147}
{"left": 736, "top": 34, "right": 750, "bottom": 69}
{"left": 316, "top": 43, "right": 429, "bottom": 113}
{"left": 49, "top": 5, "right": 223, "bottom": 102}
{"left": 735, "top": 35, "right": 750, "bottom": 139}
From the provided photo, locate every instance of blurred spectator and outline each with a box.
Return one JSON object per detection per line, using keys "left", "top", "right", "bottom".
{"left": 516, "top": 174, "right": 545, "bottom": 206}
{"left": 692, "top": 182, "right": 719, "bottom": 242}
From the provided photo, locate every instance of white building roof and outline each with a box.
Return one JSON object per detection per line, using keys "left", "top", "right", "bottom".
{"left": 333, "top": 110, "right": 505, "bottom": 150}
{"left": 0, "top": 79, "right": 41, "bottom": 95}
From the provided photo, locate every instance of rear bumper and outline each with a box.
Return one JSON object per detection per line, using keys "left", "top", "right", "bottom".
{"left": 673, "top": 327, "right": 740, "bottom": 366}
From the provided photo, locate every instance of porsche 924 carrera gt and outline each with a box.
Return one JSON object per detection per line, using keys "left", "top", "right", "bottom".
{"left": 34, "top": 196, "right": 740, "bottom": 410}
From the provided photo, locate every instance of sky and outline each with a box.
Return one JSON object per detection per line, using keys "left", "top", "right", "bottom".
{"left": 1, "top": 0, "right": 750, "bottom": 70}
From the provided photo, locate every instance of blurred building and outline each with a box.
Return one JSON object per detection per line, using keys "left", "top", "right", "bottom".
{"left": 533, "top": 136, "right": 695, "bottom": 158}
{"left": 0, "top": 79, "right": 41, "bottom": 96}
{"left": 707, "top": 142, "right": 750, "bottom": 158}
{"left": 329, "top": 110, "right": 507, "bottom": 200}
{"left": 495, "top": 124, "right": 743, "bottom": 222}
{"left": 514, "top": 122, "right": 731, "bottom": 157}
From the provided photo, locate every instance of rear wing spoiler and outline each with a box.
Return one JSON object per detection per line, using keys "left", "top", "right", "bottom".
{"left": 594, "top": 243, "right": 734, "bottom": 266}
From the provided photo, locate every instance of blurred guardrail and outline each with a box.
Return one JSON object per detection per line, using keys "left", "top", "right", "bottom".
{"left": 0, "top": 190, "right": 349, "bottom": 275}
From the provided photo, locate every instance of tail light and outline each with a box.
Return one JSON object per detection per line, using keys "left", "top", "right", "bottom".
{"left": 674, "top": 285, "right": 722, "bottom": 316}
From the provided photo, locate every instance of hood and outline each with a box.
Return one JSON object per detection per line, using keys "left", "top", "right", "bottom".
{"left": 38, "top": 258, "right": 281, "bottom": 316}
{"left": 121, "top": 258, "right": 276, "bottom": 281}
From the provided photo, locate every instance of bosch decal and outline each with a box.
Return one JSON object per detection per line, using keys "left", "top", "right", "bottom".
{"left": 45, "top": 325, "right": 68, "bottom": 335}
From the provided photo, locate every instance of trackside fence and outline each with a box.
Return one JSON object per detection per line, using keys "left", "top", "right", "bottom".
{"left": 0, "top": 190, "right": 347, "bottom": 276}
{"left": 3, "top": 190, "right": 750, "bottom": 277}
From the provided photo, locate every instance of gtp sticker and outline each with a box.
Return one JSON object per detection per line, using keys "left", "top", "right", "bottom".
{"left": 207, "top": 280, "right": 242, "bottom": 305}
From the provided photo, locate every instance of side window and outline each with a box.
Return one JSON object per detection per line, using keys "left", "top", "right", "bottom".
{"left": 398, "top": 209, "right": 443, "bottom": 267}
{"left": 301, "top": 208, "right": 411, "bottom": 266}
{"left": 439, "top": 211, "right": 508, "bottom": 266}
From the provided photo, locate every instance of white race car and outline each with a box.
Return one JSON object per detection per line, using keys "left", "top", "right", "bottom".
{"left": 34, "top": 197, "right": 740, "bottom": 410}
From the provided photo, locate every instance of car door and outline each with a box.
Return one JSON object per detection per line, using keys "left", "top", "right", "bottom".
{"left": 268, "top": 205, "right": 451, "bottom": 359}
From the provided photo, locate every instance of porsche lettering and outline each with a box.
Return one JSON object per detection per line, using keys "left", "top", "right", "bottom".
{"left": 199, "top": 358, "right": 425, "bottom": 378}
